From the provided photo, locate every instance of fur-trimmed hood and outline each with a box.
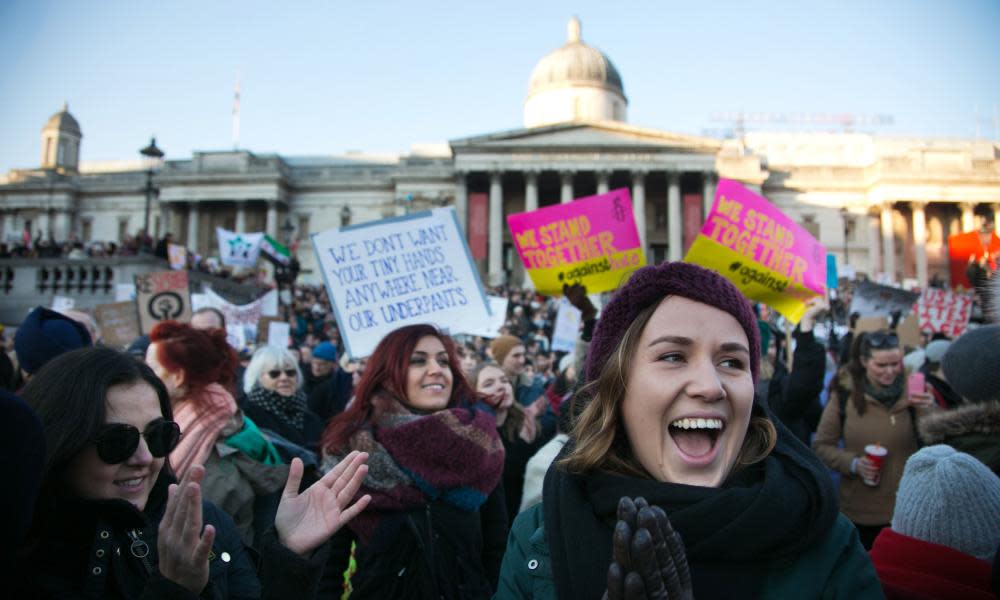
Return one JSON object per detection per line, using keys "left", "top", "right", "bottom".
{"left": 919, "top": 401, "right": 1000, "bottom": 444}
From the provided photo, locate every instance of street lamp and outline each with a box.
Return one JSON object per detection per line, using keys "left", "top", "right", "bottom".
{"left": 340, "top": 205, "right": 352, "bottom": 227}
{"left": 280, "top": 217, "right": 295, "bottom": 246}
{"left": 139, "top": 137, "right": 164, "bottom": 238}
{"left": 839, "top": 206, "right": 854, "bottom": 266}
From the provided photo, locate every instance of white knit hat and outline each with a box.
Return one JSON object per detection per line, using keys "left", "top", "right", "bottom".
{"left": 891, "top": 445, "right": 1000, "bottom": 562}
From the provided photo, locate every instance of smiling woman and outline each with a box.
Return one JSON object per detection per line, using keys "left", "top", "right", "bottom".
{"left": 496, "top": 262, "right": 884, "bottom": 600}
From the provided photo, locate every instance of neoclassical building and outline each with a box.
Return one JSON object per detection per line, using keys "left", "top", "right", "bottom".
{"left": 3, "top": 17, "right": 999, "bottom": 288}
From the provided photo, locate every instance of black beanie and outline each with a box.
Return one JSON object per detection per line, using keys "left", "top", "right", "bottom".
{"left": 14, "top": 306, "right": 92, "bottom": 375}
{"left": 941, "top": 325, "right": 1000, "bottom": 404}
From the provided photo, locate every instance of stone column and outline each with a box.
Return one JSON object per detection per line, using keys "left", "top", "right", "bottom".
{"left": 867, "top": 215, "right": 881, "bottom": 279}
{"left": 525, "top": 171, "right": 539, "bottom": 212}
{"left": 53, "top": 211, "right": 71, "bottom": 242}
{"left": 235, "top": 200, "right": 247, "bottom": 233}
{"left": 880, "top": 202, "right": 896, "bottom": 282}
{"left": 632, "top": 171, "right": 647, "bottom": 256}
{"left": 960, "top": 202, "right": 976, "bottom": 232}
{"left": 159, "top": 202, "right": 171, "bottom": 238}
{"left": 37, "top": 210, "right": 51, "bottom": 239}
{"left": 488, "top": 172, "right": 504, "bottom": 286}
{"left": 454, "top": 173, "right": 468, "bottom": 234}
{"left": 596, "top": 170, "right": 611, "bottom": 195}
{"left": 265, "top": 201, "right": 278, "bottom": 237}
{"left": 912, "top": 201, "right": 928, "bottom": 288}
{"left": 187, "top": 203, "right": 200, "bottom": 252}
{"left": 560, "top": 171, "right": 574, "bottom": 204}
{"left": 668, "top": 172, "right": 683, "bottom": 262}
{"left": 702, "top": 172, "right": 716, "bottom": 219}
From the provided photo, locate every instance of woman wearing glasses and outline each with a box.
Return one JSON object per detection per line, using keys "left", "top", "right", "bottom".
{"left": 244, "top": 346, "right": 324, "bottom": 452}
{"left": 146, "top": 321, "right": 288, "bottom": 547}
{"left": 16, "top": 346, "right": 371, "bottom": 599}
{"left": 814, "top": 330, "right": 935, "bottom": 550}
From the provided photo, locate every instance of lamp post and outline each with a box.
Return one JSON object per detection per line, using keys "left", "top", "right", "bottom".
{"left": 340, "top": 205, "right": 352, "bottom": 227}
{"left": 839, "top": 206, "right": 853, "bottom": 266}
{"left": 281, "top": 217, "right": 295, "bottom": 246}
{"left": 139, "top": 137, "right": 164, "bottom": 238}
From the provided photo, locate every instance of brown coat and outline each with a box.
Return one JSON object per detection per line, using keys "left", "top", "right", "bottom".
{"left": 813, "top": 370, "right": 930, "bottom": 526}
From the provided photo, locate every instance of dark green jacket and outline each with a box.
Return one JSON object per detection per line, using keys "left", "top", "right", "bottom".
{"left": 494, "top": 504, "right": 884, "bottom": 600}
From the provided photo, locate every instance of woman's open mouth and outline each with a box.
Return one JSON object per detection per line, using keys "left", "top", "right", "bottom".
{"left": 668, "top": 417, "right": 724, "bottom": 465}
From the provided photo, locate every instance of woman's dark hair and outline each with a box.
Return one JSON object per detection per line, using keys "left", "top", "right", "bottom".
{"left": 321, "top": 324, "right": 474, "bottom": 454}
{"left": 838, "top": 329, "right": 901, "bottom": 416}
{"left": 21, "top": 346, "right": 172, "bottom": 488}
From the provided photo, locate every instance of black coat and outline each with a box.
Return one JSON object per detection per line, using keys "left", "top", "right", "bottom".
{"left": 768, "top": 328, "right": 826, "bottom": 445}
{"left": 307, "top": 369, "right": 353, "bottom": 424}
{"left": 243, "top": 400, "right": 325, "bottom": 454}
{"left": 320, "top": 484, "right": 508, "bottom": 600}
{"left": 15, "top": 473, "right": 327, "bottom": 599}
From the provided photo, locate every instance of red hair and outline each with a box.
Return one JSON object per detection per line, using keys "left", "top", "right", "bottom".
{"left": 320, "top": 324, "right": 474, "bottom": 454}
{"left": 149, "top": 321, "right": 238, "bottom": 396}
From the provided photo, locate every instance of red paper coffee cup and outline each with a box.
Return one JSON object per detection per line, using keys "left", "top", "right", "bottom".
{"left": 863, "top": 444, "right": 888, "bottom": 486}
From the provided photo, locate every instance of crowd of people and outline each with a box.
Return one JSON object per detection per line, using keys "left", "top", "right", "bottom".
{"left": 2, "top": 258, "right": 1000, "bottom": 599}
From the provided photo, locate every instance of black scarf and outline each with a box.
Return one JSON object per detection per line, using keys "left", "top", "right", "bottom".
{"left": 247, "top": 382, "right": 308, "bottom": 430}
{"left": 864, "top": 374, "right": 904, "bottom": 409}
{"left": 543, "top": 406, "right": 838, "bottom": 600}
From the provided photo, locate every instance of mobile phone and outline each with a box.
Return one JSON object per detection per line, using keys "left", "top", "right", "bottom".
{"left": 907, "top": 372, "right": 925, "bottom": 396}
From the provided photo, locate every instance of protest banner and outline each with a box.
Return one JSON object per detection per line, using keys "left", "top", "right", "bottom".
{"left": 257, "top": 315, "right": 283, "bottom": 344}
{"left": 168, "top": 243, "right": 187, "bottom": 270}
{"left": 897, "top": 314, "right": 922, "bottom": 349}
{"left": 134, "top": 271, "right": 192, "bottom": 333}
{"left": 849, "top": 280, "right": 919, "bottom": 318}
{"left": 94, "top": 301, "right": 142, "bottom": 350}
{"left": 551, "top": 298, "right": 582, "bottom": 353}
{"left": 192, "top": 288, "right": 279, "bottom": 349}
{"left": 916, "top": 288, "right": 973, "bottom": 337}
{"left": 312, "top": 206, "right": 492, "bottom": 358}
{"left": 854, "top": 316, "right": 889, "bottom": 335}
{"left": 826, "top": 254, "right": 839, "bottom": 290}
{"left": 267, "top": 322, "right": 291, "bottom": 350}
{"left": 51, "top": 296, "right": 74, "bottom": 311}
{"left": 507, "top": 188, "right": 645, "bottom": 295}
{"left": 948, "top": 230, "right": 1000, "bottom": 289}
{"left": 455, "top": 296, "right": 509, "bottom": 339}
{"left": 115, "top": 283, "right": 136, "bottom": 302}
{"left": 216, "top": 227, "right": 264, "bottom": 267}
{"left": 683, "top": 179, "right": 826, "bottom": 323}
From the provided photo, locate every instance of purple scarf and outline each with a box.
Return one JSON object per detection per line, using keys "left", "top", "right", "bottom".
{"left": 323, "top": 397, "right": 504, "bottom": 545}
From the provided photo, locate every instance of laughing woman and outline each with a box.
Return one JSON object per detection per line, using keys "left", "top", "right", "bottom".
{"left": 320, "top": 324, "right": 508, "bottom": 599}
{"left": 496, "top": 262, "right": 882, "bottom": 600}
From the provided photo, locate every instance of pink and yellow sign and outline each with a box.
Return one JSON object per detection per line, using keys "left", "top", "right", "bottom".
{"left": 507, "top": 188, "right": 645, "bottom": 295}
{"left": 684, "top": 179, "right": 826, "bottom": 323}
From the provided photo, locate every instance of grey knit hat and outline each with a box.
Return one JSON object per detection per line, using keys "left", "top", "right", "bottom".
{"left": 941, "top": 325, "right": 1000, "bottom": 404}
{"left": 891, "top": 445, "right": 1000, "bottom": 562}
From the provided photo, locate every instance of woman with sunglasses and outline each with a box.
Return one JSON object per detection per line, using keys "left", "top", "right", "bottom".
{"left": 146, "top": 321, "right": 289, "bottom": 547}
{"left": 319, "top": 324, "right": 508, "bottom": 599}
{"left": 814, "top": 329, "right": 936, "bottom": 550}
{"left": 243, "top": 346, "right": 324, "bottom": 452}
{"left": 16, "top": 346, "right": 371, "bottom": 599}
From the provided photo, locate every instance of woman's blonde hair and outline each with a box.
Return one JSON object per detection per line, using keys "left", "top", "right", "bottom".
{"left": 560, "top": 302, "right": 777, "bottom": 477}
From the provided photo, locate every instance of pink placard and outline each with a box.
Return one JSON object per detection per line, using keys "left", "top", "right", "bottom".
{"left": 701, "top": 179, "right": 826, "bottom": 295}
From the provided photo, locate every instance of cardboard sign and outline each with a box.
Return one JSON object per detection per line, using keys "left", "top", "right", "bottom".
{"left": 916, "top": 288, "right": 973, "bottom": 337}
{"left": 94, "top": 301, "right": 142, "bottom": 350}
{"left": 896, "top": 314, "right": 923, "bottom": 349}
{"left": 217, "top": 227, "right": 264, "bottom": 267}
{"left": 551, "top": 298, "right": 582, "bottom": 353}
{"left": 257, "top": 316, "right": 283, "bottom": 344}
{"left": 134, "top": 271, "right": 192, "bottom": 333}
{"left": 51, "top": 296, "right": 74, "bottom": 312}
{"left": 849, "top": 280, "right": 919, "bottom": 318}
{"left": 683, "top": 179, "right": 826, "bottom": 323}
{"left": 115, "top": 283, "right": 136, "bottom": 302}
{"left": 455, "top": 296, "right": 509, "bottom": 339}
{"left": 168, "top": 243, "right": 187, "bottom": 270}
{"left": 507, "top": 188, "right": 645, "bottom": 295}
{"left": 267, "top": 322, "right": 291, "bottom": 350}
{"left": 191, "top": 288, "right": 279, "bottom": 350}
{"left": 311, "top": 206, "right": 492, "bottom": 358}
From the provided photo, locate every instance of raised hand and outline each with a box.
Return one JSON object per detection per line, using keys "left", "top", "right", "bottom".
{"left": 158, "top": 464, "right": 215, "bottom": 595}
{"left": 274, "top": 452, "right": 371, "bottom": 556}
{"left": 563, "top": 283, "right": 598, "bottom": 321}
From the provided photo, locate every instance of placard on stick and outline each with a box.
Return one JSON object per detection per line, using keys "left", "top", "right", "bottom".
{"left": 134, "top": 271, "right": 192, "bottom": 333}
{"left": 94, "top": 301, "right": 142, "bottom": 350}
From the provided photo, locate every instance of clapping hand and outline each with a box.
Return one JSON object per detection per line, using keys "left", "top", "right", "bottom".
{"left": 274, "top": 451, "right": 371, "bottom": 557}
{"left": 604, "top": 497, "right": 694, "bottom": 600}
{"left": 158, "top": 464, "right": 215, "bottom": 595}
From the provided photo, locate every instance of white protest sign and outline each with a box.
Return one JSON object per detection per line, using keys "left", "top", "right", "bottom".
{"left": 115, "top": 283, "right": 136, "bottom": 302}
{"left": 51, "top": 296, "right": 75, "bottom": 312}
{"left": 267, "top": 321, "right": 291, "bottom": 349}
{"left": 312, "top": 206, "right": 491, "bottom": 358}
{"left": 216, "top": 227, "right": 264, "bottom": 267}
{"left": 455, "top": 296, "right": 509, "bottom": 339}
{"left": 192, "top": 288, "right": 279, "bottom": 349}
{"left": 916, "top": 288, "right": 973, "bottom": 338}
{"left": 551, "top": 298, "right": 582, "bottom": 353}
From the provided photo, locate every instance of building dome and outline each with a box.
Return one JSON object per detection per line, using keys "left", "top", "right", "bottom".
{"left": 524, "top": 18, "right": 628, "bottom": 128}
{"left": 43, "top": 102, "right": 82, "bottom": 137}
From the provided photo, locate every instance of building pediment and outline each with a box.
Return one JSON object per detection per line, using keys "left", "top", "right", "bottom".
{"left": 450, "top": 121, "right": 720, "bottom": 154}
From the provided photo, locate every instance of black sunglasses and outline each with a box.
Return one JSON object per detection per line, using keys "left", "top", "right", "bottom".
{"left": 94, "top": 418, "right": 181, "bottom": 465}
{"left": 267, "top": 368, "right": 297, "bottom": 379}
{"left": 866, "top": 331, "right": 899, "bottom": 350}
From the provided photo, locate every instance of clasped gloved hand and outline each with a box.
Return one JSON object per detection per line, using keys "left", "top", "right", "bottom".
{"left": 603, "top": 497, "right": 694, "bottom": 600}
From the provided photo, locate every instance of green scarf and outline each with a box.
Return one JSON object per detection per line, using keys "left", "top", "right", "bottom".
{"left": 224, "top": 415, "right": 284, "bottom": 465}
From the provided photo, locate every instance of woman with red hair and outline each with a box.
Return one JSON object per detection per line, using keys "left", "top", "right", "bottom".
{"left": 146, "top": 321, "right": 288, "bottom": 546}
{"left": 319, "top": 324, "right": 508, "bottom": 599}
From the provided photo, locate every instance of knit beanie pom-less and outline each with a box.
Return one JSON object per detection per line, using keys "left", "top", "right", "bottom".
{"left": 14, "top": 306, "right": 92, "bottom": 374}
{"left": 891, "top": 444, "right": 1000, "bottom": 562}
{"left": 490, "top": 335, "right": 523, "bottom": 366}
{"left": 941, "top": 324, "right": 1000, "bottom": 404}
{"left": 584, "top": 262, "right": 761, "bottom": 384}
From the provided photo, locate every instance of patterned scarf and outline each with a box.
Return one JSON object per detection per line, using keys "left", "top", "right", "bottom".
{"left": 322, "top": 394, "right": 504, "bottom": 547}
{"left": 247, "top": 383, "right": 309, "bottom": 430}
{"left": 170, "top": 383, "right": 237, "bottom": 479}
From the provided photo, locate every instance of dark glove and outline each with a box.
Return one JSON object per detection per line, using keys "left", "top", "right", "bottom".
{"left": 604, "top": 497, "right": 694, "bottom": 600}
{"left": 563, "top": 283, "right": 598, "bottom": 322}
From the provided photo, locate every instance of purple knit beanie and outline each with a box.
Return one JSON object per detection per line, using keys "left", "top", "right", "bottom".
{"left": 584, "top": 262, "right": 760, "bottom": 384}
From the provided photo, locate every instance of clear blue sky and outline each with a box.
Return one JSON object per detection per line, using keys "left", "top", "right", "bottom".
{"left": 1, "top": 1, "right": 997, "bottom": 173}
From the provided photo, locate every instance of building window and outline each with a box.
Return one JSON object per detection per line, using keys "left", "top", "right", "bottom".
{"left": 58, "top": 140, "right": 66, "bottom": 165}
{"left": 655, "top": 200, "right": 667, "bottom": 230}
{"left": 118, "top": 217, "right": 129, "bottom": 242}
{"left": 299, "top": 214, "right": 311, "bottom": 239}
{"left": 82, "top": 218, "right": 93, "bottom": 242}
{"left": 800, "top": 215, "right": 820, "bottom": 240}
